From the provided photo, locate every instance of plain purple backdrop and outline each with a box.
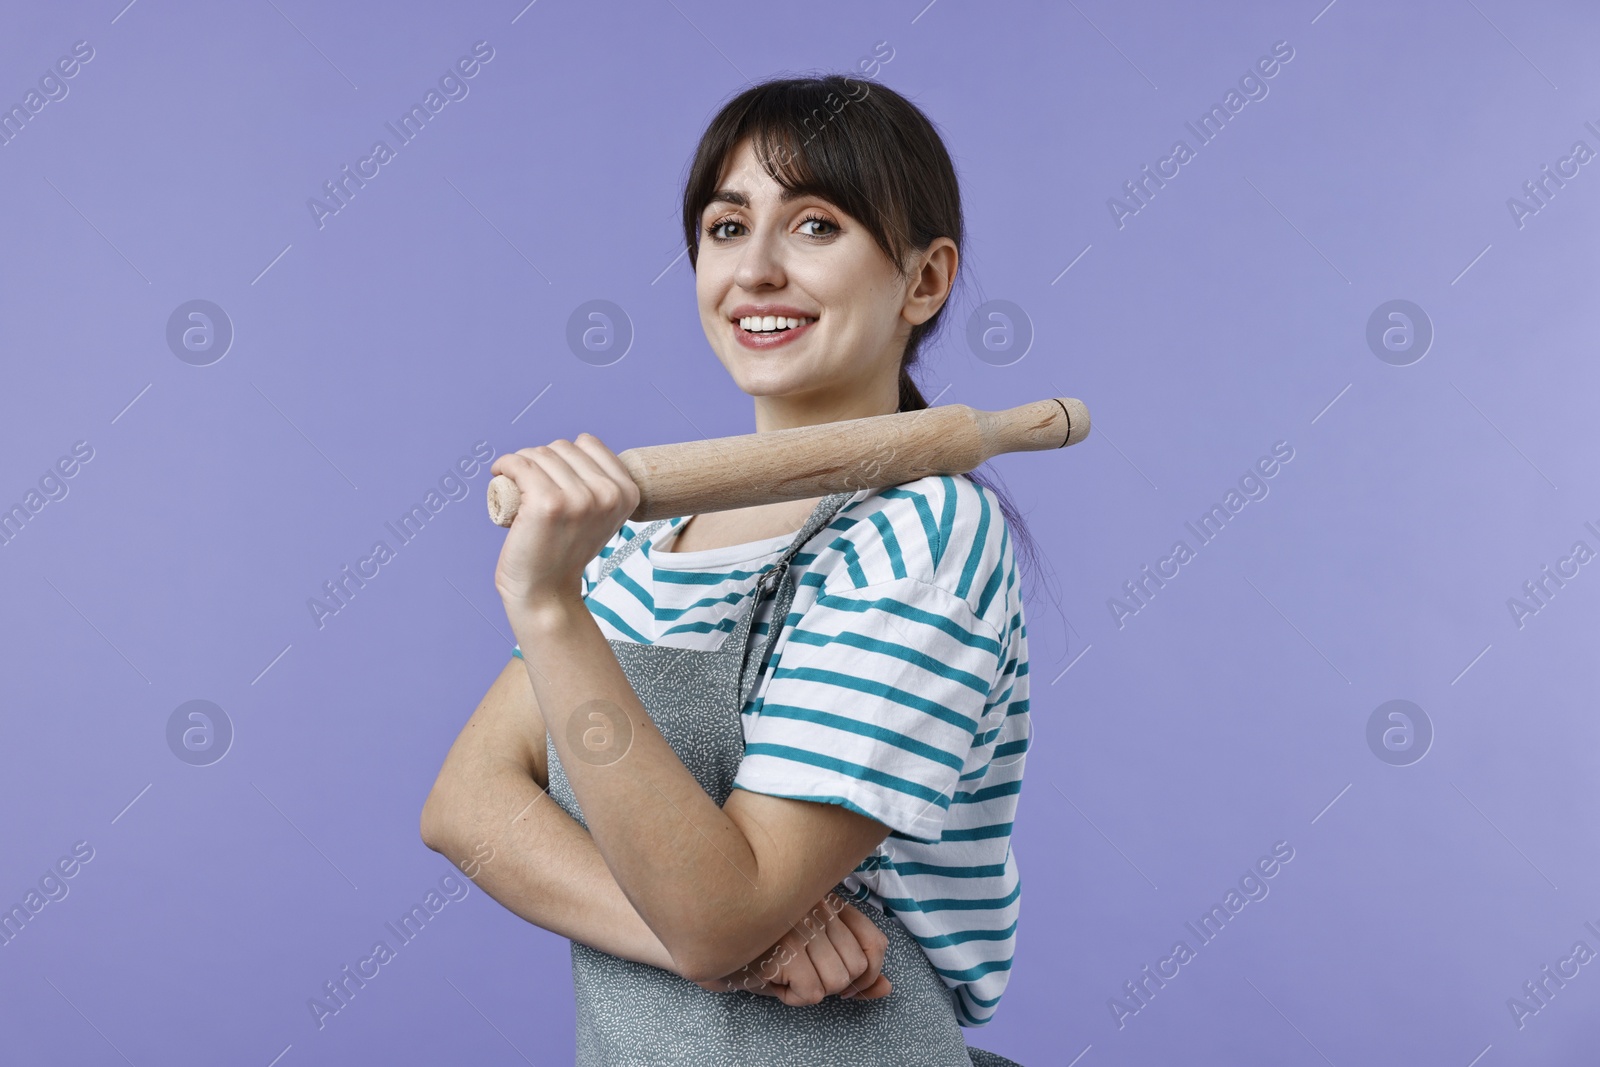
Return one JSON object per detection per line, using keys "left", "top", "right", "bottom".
{"left": 3, "top": 1, "right": 1598, "bottom": 1064}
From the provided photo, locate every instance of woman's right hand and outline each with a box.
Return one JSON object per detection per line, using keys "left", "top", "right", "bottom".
{"left": 695, "top": 895, "right": 893, "bottom": 1005}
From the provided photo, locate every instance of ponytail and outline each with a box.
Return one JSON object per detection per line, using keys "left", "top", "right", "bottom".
{"left": 897, "top": 358, "right": 1045, "bottom": 605}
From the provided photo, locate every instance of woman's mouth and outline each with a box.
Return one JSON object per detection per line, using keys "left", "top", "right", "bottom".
{"left": 733, "top": 314, "right": 816, "bottom": 350}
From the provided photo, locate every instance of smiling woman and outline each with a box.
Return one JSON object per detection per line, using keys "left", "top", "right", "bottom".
{"left": 423, "top": 73, "right": 1033, "bottom": 1067}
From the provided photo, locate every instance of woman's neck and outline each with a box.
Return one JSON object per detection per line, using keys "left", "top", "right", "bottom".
{"left": 751, "top": 381, "right": 899, "bottom": 433}
{"left": 660, "top": 497, "right": 825, "bottom": 554}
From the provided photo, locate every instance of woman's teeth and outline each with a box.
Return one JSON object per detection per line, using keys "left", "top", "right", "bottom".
{"left": 738, "top": 315, "right": 815, "bottom": 333}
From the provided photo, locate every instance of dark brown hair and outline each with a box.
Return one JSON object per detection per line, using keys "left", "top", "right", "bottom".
{"left": 680, "top": 74, "right": 1045, "bottom": 601}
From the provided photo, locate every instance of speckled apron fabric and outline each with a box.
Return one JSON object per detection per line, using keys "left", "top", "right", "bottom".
{"left": 544, "top": 492, "right": 1023, "bottom": 1067}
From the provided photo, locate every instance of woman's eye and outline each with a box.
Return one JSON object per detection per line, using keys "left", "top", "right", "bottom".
{"left": 707, "top": 218, "right": 745, "bottom": 240}
{"left": 798, "top": 216, "right": 837, "bottom": 237}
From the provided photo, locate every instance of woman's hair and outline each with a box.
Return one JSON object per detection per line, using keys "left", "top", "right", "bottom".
{"left": 679, "top": 74, "right": 1046, "bottom": 601}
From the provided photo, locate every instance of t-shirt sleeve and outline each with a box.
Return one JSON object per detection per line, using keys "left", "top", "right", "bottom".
{"left": 511, "top": 520, "right": 638, "bottom": 659}
{"left": 730, "top": 574, "right": 1007, "bottom": 843}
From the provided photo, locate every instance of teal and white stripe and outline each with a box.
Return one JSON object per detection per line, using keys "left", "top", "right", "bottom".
{"left": 514, "top": 474, "right": 1030, "bottom": 1026}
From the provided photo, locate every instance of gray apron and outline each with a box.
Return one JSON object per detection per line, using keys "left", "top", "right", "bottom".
{"left": 546, "top": 490, "right": 1023, "bottom": 1066}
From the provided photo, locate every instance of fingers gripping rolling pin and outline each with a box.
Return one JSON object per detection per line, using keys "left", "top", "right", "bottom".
{"left": 486, "top": 396, "right": 1089, "bottom": 527}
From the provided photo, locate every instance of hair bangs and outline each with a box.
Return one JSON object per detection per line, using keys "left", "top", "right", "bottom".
{"left": 682, "top": 77, "right": 908, "bottom": 274}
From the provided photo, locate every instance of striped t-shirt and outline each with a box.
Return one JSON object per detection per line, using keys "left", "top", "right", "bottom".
{"left": 513, "top": 473, "right": 1030, "bottom": 1026}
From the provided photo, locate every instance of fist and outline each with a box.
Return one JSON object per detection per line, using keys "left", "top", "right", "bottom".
{"left": 489, "top": 434, "right": 641, "bottom": 610}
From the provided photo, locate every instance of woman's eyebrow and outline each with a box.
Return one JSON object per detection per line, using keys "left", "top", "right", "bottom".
{"left": 704, "top": 187, "right": 813, "bottom": 211}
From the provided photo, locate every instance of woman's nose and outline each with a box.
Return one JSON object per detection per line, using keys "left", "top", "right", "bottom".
{"left": 733, "top": 225, "right": 786, "bottom": 290}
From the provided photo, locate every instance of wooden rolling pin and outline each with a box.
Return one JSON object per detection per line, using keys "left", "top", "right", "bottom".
{"left": 486, "top": 396, "right": 1088, "bottom": 527}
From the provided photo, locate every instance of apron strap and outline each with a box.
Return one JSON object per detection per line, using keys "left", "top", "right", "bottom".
{"left": 735, "top": 491, "right": 857, "bottom": 712}
{"left": 592, "top": 518, "right": 670, "bottom": 590}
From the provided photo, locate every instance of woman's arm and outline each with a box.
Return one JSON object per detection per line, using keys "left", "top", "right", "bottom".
{"left": 420, "top": 655, "right": 677, "bottom": 970}
{"left": 489, "top": 437, "right": 894, "bottom": 983}
{"left": 511, "top": 598, "right": 891, "bottom": 982}
{"left": 421, "top": 655, "right": 892, "bottom": 999}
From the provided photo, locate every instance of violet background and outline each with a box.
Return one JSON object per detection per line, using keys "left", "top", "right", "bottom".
{"left": 3, "top": 1, "right": 1598, "bottom": 1064}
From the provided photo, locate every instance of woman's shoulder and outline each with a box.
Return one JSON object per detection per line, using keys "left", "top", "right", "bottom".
{"left": 816, "top": 474, "right": 1017, "bottom": 632}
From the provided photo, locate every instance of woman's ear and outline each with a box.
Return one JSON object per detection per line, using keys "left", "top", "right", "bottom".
{"left": 901, "top": 238, "right": 958, "bottom": 326}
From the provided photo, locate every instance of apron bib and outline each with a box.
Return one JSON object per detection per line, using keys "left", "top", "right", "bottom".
{"left": 545, "top": 492, "right": 1023, "bottom": 1066}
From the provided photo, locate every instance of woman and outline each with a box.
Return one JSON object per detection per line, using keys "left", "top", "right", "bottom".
{"left": 422, "top": 74, "right": 1033, "bottom": 1066}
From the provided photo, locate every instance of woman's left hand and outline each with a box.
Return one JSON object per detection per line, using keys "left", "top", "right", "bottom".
{"left": 489, "top": 434, "right": 641, "bottom": 614}
{"left": 692, "top": 899, "right": 893, "bottom": 1005}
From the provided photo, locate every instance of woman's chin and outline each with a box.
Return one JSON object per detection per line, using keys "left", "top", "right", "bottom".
{"left": 723, "top": 360, "right": 817, "bottom": 398}
{"left": 733, "top": 380, "right": 806, "bottom": 401}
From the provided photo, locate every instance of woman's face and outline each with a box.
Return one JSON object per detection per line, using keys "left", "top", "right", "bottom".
{"left": 694, "top": 136, "right": 945, "bottom": 425}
